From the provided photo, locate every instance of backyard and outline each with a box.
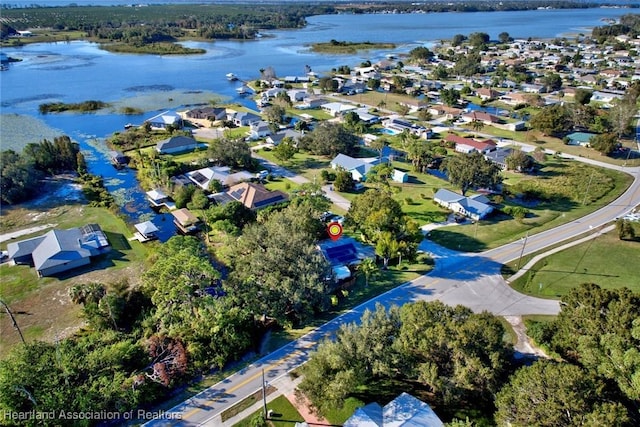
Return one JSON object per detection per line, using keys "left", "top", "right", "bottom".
{"left": 0, "top": 187, "right": 149, "bottom": 357}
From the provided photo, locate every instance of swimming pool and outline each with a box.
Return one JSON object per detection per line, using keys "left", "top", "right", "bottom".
{"left": 380, "top": 128, "right": 400, "bottom": 135}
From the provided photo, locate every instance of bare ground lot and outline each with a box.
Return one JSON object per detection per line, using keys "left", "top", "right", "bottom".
{"left": 0, "top": 177, "right": 148, "bottom": 357}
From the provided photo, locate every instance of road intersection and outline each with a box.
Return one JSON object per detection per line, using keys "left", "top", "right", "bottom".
{"left": 145, "top": 153, "right": 640, "bottom": 426}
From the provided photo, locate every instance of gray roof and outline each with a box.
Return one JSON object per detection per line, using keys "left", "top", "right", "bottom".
{"left": 7, "top": 236, "right": 46, "bottom": 260}
{"left": 135, "top": 221, "right": 159, "bottom": 236}
{"left": 331, "top": 153, "right": 367, "bottom": 171}
{"left": 157, "top": 136, "right": 197, "bottom": 151}
{"left": 32, "top": 229, "right": 91, "bottom": 272}
{"left": 433, "top": 188, "right": 464, "bottom": 204}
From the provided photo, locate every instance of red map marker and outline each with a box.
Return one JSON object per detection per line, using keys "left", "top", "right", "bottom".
{"left": 327, "top": 221, "right": 343, "bottom": 241}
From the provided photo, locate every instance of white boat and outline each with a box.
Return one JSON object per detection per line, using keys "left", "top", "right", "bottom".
{"left": 236, "top": 85, "right": 250, "bottom": 95}
{"left": 226, "top": 73, "right": 238, "bottom": 81}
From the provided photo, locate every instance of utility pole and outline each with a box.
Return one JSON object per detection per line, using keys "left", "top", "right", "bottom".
{"left": 582, "top": 169, "right": 595, "bottom": 206}
{"left": 1, "top": 299, "right": 26, "bottom": 345}
{"left": 262, "top": 368, "right": 268, "bottom": 419}
{"left": 516, "top": 232, "right": 528, "bottom": 271}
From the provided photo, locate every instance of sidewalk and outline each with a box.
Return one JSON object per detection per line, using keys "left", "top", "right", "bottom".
{"left": 220, "top": 375, "right": 303, "bottom": 426}
{"left": 506, "top": 224, "right": 615, "bottom": 284}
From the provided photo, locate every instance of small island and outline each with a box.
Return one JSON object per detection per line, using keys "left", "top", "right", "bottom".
{"left": 100, "top": 42, "right": 206, "bottom": 55}
{"left": 310, "top": 39, "right": 396, "bottom": 54}
{"left": 38, "top": 100, "right": 110, "bottom": 114}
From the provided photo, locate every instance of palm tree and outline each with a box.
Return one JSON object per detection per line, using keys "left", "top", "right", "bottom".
{"left": 471, "top": 118, "right": 485, "bottom": 134}
{"left": 358, "top": 258, "right": 378, "bottom": 287}
{"left": 375, "top": 231, "right": 400, "bottom": 269}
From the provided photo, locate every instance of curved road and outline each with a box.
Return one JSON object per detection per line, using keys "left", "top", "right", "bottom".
{"left": 145, "top": 157, "right": 640, "bottom": 426}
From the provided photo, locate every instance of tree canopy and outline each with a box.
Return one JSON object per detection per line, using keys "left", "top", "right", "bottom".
{"left": 443, "top": 151, "right": 502, "bottom": 196}
{"left": 298, "top": 301, "right": 512, "bottom": 418}
{"left": 298, "top": 122, "right": 359, "bottom": 157}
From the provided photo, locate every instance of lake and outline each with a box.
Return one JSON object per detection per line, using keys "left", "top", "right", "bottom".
{"left": 0, "top": 8, "right": 634, "bottom": 237}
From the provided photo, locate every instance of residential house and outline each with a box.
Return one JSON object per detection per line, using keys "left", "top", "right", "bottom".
{"left": 330, "top": 153, "right": 380, "bottom": 182}
{"left": 321, "top": 102, "right": 358, "bottom": 117}
{"left": 7, "top": 224, "right": 111, "bottom": 277}
{"left": 109, "top": 151, "right": 128, "bottom": 167}
{"left": 172, "top": 208, "right": 200, "bottom": 234}
{"left": 186, "top": 107, "right": 227, "bottom": 122}
{"left": 146, "top": 111, "right": 183, "bottom": 130}
{"left": 156, "top": 135, "right": 200, "bottom": 154}
{"left": 382, "top": 117, "right": 430, "bottom": 138}
{"left": 566, "top": 132, "right": 596, "bottom": 147}
{"left": 461, "top": 111, "right": 502, "bottom": 126}
{"left": 186, "top": 166, "right": 253, "bottom": 190}
{"left": 353, "top": 108, "right": 380, "bottom": 125}
{"left": 484, "top": 147, "right": 515, "bottom": 170}
{"left": 344, "top": 392, "right": 444, "bottom": 427}
{"left": 446, "top": 134, "right": 497, "bottom": 154}
{"left": 317, "top": 236, "right": 376, "bottom": 281}
{"left": 433, "top": 189, "right": 493, "bottom": 221}
{"left": 213, "top": 182, "right": 288, "bottom": 210}
{"left": 296, "top": 97, "right": 328, "bottom": 110}
{"left": 248, "top": 121, "right": 272, "bottom": 140}
{"left": 266, "top": 129, "right": 304, "bottom": 146}
{"left": 229, "top": 111, "right": 261, "bottom": 127}
{"left": 521, "top": 83, "right": 546, "bottom": 93}
{"left": 476, "top": 87, "right": 502, "bottom": 101}
{"left": 392, "top": 169, "right": 409, "bottom": 183}
{"left": 427, "top": 105, "right": 463, "bottom": 120}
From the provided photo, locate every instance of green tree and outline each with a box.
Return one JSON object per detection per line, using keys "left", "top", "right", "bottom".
{"left": 346, "top": 189, "right": 406, "bottom": 242}
{"left": 273, "top": 137, "right": 297, "bottom": 162}
{"left": 443, "top": 151, "right": 502, "bottom": 196}
{"left": 366, "top": 163, "right": 394, "bottom": 186}
{"left": 375, "top": 231, "right": 400, "bottom": 269}
{"left": 333, "top": 167, "right": 355, "bottom": 192}
{"left": 453, "top": 53, "right": 481, "bottom": 77}
{"left": 470, "top": 119, "right": 484, "bottom": 134}
{"left": 142, "top": 236, "right": 221, "bottom": 334}
{"left": 208, "top": 137, "right": 254, "bottom": 169}
{"left": 505, "top": 149, "right": 534, "bottom": 171}
{"left": 440, "top": 88, "right": 460, "bottom": 107}
{"left": 452, "top": 34, "right": 467, "bottom": 46}
{"left": 298, "top": 122, "right": 359, "bottom": 157}
{"left": 264, "top": 104, "right": 286, "bottom": 125}
{"left": 226, "top": 205, "right": 331, "bottom": 326}
{"left": 529, "top": 104, "right": 572, "bottom": 136}
{"left": 468, "top": 32, "right": 490, "bottom": 49}
{"left": 543, "top": 72, "right": 563, "bottom": 91}
{"left": 574, "top": 88, "right": 593, "bottom": 105}
{"left": 406, "top": 140, "right": 434, "bottom": 173}
{"left": 495, "top": 361, "right": 624, "bottom": 427}
{"left": 408, "top": 46, "right": 433, "bottom": 63}
{"left": 498, "top": 31, "right": 512, "bottom": 43}
{"left": 590, "top": 132, "right": 618, "bottom": 156}
{"left": 358, "top": 258, "right": 379, "bottom": 287}
{"left": 608, "top": 98, "right": 636, "bottom": 138}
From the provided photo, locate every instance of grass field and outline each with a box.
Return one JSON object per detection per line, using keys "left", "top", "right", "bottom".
{"left": 232, "top": 395, "right": 305, "bottom": 427}
{"left": 429, "top": 158, "right": 633, "bottom": 252}
{"left": 0, "top": 198, "right": 148, "bottom": 358}
{"left": 510, "top": 229, "right": 640, "bottom": 298}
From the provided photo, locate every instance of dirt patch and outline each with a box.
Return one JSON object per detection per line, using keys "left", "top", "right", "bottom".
{"left": 503, "top": 315, "right": 550, "bottom": 360}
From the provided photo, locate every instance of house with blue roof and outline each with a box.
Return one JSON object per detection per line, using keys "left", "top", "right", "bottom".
{"left": 433, "top": 189, "right": 493, "bottom": 221}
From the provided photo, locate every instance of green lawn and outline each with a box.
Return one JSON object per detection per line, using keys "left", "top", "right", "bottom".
{"left": 510, "top": 230, "right": 640, "bottom": 298}
{"left": 256, "top": 149, "right": 331, "bottom": 181}
{"left": 232, "top": 395, "right": 305, "bottom": 427}
{"left": 429, "top": 159, "right": 633, "bottom": 252}
{"left": 0, "top": 205, "right": 148, "bottom": 357}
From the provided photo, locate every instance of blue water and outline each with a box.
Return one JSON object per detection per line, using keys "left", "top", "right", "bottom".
{"left": 0, "top": 8, "right": 634, "bottom": 236}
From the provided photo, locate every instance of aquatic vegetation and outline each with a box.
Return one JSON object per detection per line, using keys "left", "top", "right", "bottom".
{"left": 0, "top": 114, "right": 64, "bottom": 152}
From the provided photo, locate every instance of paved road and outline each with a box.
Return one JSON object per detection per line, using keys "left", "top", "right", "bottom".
{"left": 144, "top": 155, "right": 640, "bottom": 427}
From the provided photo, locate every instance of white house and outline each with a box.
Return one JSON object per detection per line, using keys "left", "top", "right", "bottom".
{"left": 330, "top": 153, "right": 380, "bottom": 182}
{"left": 433, "top": 189, "right": 493, "bottom": 221}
